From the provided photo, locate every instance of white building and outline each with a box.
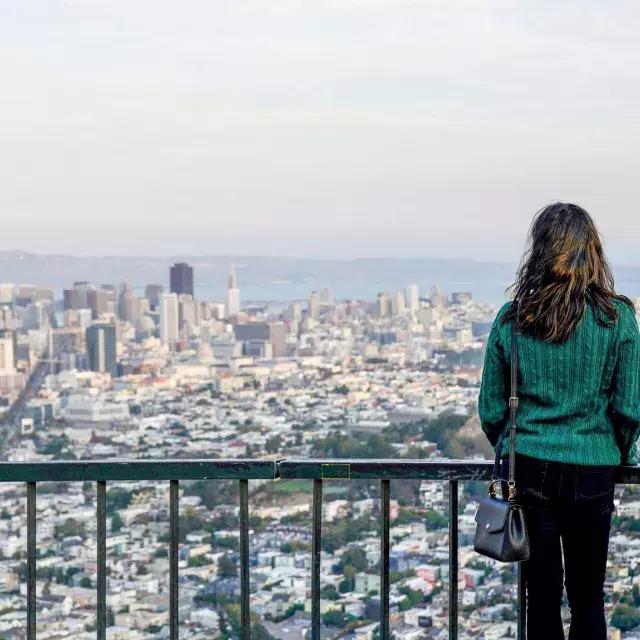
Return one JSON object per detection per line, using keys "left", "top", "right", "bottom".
{"left": 226, "top": 266, "right": 241, "bottom": 317}
{"left": 0, "top": 337, "right": 15, "bottom": 373}
{"left": 64, "top": 395, "right": 130, "bottom": 423}
{"left": 406, "top": 284, "right": 419, "bottom": 314}
{"left": 160, "top": 293, "right": 179, "bottom": 348}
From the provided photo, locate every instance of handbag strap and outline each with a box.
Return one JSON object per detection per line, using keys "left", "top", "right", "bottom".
{"left": 490, "top": 300, "right": 519, "bottom": 501}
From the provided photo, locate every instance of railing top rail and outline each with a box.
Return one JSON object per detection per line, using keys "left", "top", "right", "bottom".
{"left": 0, "top": 459, "right": 277, "bottom": 482}
{"left": 277, "top": 458, "right": 494, "bottom": 480}
{"left": 0, "top": 457, "right": 638, "bottom": 483}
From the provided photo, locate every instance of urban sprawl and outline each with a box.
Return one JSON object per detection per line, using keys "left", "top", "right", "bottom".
{"left": 1, "top": 265, "right": 640, "bottom": 640}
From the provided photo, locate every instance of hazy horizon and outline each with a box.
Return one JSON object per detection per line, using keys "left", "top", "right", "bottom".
{"left": 3, "top": 2, "right": 640, "bottom": 261}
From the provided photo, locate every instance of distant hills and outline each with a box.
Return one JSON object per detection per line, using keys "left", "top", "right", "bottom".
{"left": 2, "top": 250, "right": 640, "bottom": 305}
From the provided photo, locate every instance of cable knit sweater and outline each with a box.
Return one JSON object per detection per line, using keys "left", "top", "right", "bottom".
{"left": 478, "top": 298, "right": 640, "bottom": 466}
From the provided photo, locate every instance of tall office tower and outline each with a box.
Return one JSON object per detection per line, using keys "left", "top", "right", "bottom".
{"left": 235, "top": 321, "right": 288, "bottom": 357}
{"left": 430, "top": 285, "right": 447, "bottom": 307}
{"left": 24, "top": 301, "right": 51, "bottom": 331}
{"left": 0, "top": 334, "right": 16, "bottom": 373}
{"left": 226, "top": 266, "right": 241, "bottom": 317}
{"left": 0, "top": 307, "right": 14, "bottom": 330}
{"left": 0, "top": 284, "right": 13, "bottom": 304}
{"left": 118, "top": 285, "right": 138, "bottom": 323}
{"left": 319, "top": 288, "right": 333, "bottom": 306}
{"left": 160, "top": 293, "right": 180, "bottom": 348}
{"left": 406, "top": 284, "right": 419, "bottom": 314}
{"left": 178, "top": 294, "right": 197, "bottom": 327}
{"left": 308, "top": 291, "right": 320, "bottom": 319}
{"left": 86, "top": 322, "right": 117, "bottom": 377}
{"left": 393, "top": 291, "right": 406, "bottom": 315}
{"left": 377, "top": 292, "right": 391, "bottom": 318}
{"left": 34, "top": 287, "right": 54, "bottom": 303}
{"left": 51, "top": 327, "right": 85, "bottom": 373}
{"left": 284, "top": 302, "right": 302, "bottom": 324}
{"left": 63, "top": 282, "right": 93, "bottom": 310}
{"left": 87, "top": 288, "right": 109, "bottom": 320}
{"left": 144, "top": 284, "right": 164, "bottom": 310}
{"left": 14, "top": 284, "right": 37, "bottom": 307}
{"left": 170, "top": 263, "right": 194, "bottom": 297}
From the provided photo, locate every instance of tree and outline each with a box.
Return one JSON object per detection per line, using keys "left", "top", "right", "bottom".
{"left": 111, "top": 513, "right": 124, "bottom": 533}
{"left": 424, "top": 509, "right": 448, "bottom": 530}
{"left": 611, "top": 604, "right": 640, "bottom": 632}
{"left": 218, "top": 554, "right": 237, "bottom": 578}
{"left": 56, "top": 518, "right": 85, "bottom": 538}
{"left": 339, "top": 546, "right": 368, "bottom": 572}
{"left": 265, "top": 435, "right": 282, "bottom": 454}
{"left": 322, "top": 610, "right": 347, "bottom": 628}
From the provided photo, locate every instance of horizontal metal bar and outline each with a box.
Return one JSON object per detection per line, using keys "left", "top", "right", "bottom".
{"left": 1, "top": 459, "right": 639, "bottom": 483}
{"left": 0, "top": 460, "right": 276, "bottom": 483}
{"left": 278, "top": 459, "right": 495, "bottom": 481}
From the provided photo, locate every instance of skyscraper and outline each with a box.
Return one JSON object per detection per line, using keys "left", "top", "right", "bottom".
{"left": 377, "top": 292, "right": 391, "bottom": 317}
{"left": 86, "top": 322, "right": 117, "bottom": 377}
{"left": 170, "top": 263, "right": 194, "bottom": 297}
{"left": 235, "top": 321, "right": 287, "bottom": 357}
{"left": 144, "top": 284, "right": 164, "bottom": 310}
{"left": 226, "top": 266, "right": 241, "bottom": 317}
{"left": 308, "top": 291, "right": 320, "bottom": 319}
{"left": 160, "top": 293, "right": 180, "bottom": 348}
{"left": 406, "top": 284, "right": 419, "bottom": 314}
{"left": 0, "top": 334, "right": 15, "bottom": 373}
{"left": 393, "top": 291, "right": 406, "bottom": 315}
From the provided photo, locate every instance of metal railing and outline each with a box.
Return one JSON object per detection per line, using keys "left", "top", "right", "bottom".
{"left": 4, "top": 458, "right": 637, "bottom": 640}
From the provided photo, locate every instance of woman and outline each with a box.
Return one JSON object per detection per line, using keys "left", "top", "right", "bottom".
{"left": 478, "top": 202, "right": 640, "bottom": 640}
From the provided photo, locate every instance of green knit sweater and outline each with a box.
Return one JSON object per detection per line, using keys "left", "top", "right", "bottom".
{"left": 478, "top": 298, "right": 640, "bottom": 466}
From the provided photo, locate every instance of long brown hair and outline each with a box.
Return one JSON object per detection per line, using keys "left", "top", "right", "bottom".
{"left": 503, "top": 202, "right": 633, "bottom": 343}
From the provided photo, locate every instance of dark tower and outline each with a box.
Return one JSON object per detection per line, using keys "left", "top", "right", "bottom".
{"left": 170, "top": 263, "right": 194, "bottom": 297}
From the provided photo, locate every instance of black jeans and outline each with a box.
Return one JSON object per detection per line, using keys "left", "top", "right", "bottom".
{"left": 499, "top": 452, "right": 616, "bottom": 640}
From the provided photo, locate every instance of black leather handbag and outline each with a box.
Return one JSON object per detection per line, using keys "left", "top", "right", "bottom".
{"left": 474, "top": 305, "right": 530, "bottom": 562}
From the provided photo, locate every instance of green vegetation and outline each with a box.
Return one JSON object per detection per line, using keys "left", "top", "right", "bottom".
{"left": 225, "top": 604, "right": 276, "bottom": 640}
{"left": 56, "top": 518, "right": 85, "bottom": 538}
{"left": 424, "top": 509, "right": 448, "bottom": 530}
{"left": 323, "top": 516, "right": 378, "bottom": 554}
{"left": 310, "top": 433, "right": 395, "bottom": 459}
{"left": 611, "top": 604, "right": 640, "bottom": 631}
{"left": 322, "top": 609, "right": 347, "bottom": 628}
{"left": 111, "top": 512, "right": 124, "bottom": 532}
{"left": 106, "top": 487, "right": 132, "bottom": 514}
{"left": 183, "top": 480, "right": 238, "bottom": 510}
{"left": 218, "top": 554, "right": 237, "bottom": 578}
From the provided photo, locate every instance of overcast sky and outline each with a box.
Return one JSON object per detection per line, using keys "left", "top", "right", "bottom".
{"left": 2, "top": 0, "right": 640, "bottom": 261}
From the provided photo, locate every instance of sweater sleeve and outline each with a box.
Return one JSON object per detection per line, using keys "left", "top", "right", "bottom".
{"left": 478, "top": 304, "right": 510, "bottom": 448}
{"left": 610, "top": 303, "right": 640, "bottom": 466}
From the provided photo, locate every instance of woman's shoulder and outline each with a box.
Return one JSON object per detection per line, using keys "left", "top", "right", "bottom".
{"left": 611, "top": 297, "right": 638, "bottom": 333}
{"left": 494, "top": 300, "right": 513, "bottom": 324}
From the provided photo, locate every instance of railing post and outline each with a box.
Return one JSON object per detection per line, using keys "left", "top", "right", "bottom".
{"left": 239, "top": 479, "right": 250, "bottom": 640}
{"left": 311, "top": 479, "right": 322, "bottom": 640}
{"left": 380, "top": 479, "right": 390, "bottom": 640}
{"left": 448, "top": 480, "right": 458, "bottom": 640}
{"left": 517, "top": 562, "right": 527, "bottom": 639}
{"left": 170, "top": 479, "right": 179, "bottom": 640}
{"left": 27, "top": 481, "right": 36, "bottom": 640}
{"left": 97, "top": 481, "right": 107, "bottom": 640}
